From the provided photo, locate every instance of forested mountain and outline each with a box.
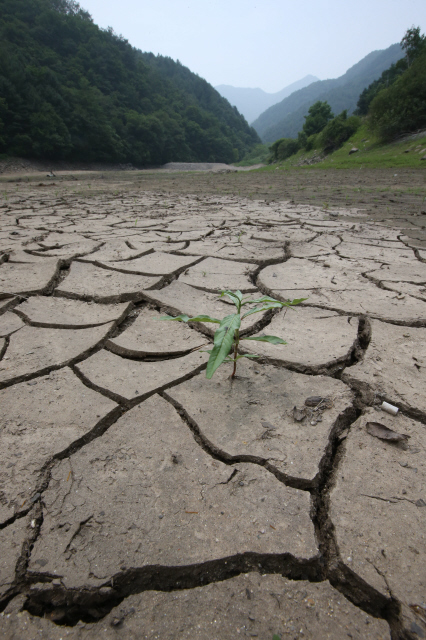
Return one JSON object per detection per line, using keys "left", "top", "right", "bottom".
{"left": 0, "top": 0, "right": 260, "bottom": 164}
{"left": 215, "top": 75, "right": 319, "bottom": 124}
{"left": 252, "top": 44, "right": 403, "bottom": 143}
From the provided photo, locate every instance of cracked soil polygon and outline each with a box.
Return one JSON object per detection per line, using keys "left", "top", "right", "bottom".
{"left": 0, "top": 367, "right": 117, "bottom": 523}
{"left": 0, "top": 260, "right": 60, "bottom": 296}
{"left": 366, "top": 261, "right": 426, "bottom": 284}
{"left": 179, "top": 257, "right": 256, "bottom": 293}
{"left": 28, "top": 395, "right": 317, "bottom": 589}
{"left": 342, "top": 320, "right": 426, "bottom": 416}
{"left": 330, "top": 409, "right": 426, "bottom": 606}
{"left": 0, "top": 322, "right": 114, "bottom": 387}
{"left": 336, "top": 242, "right": 414, "bottom": 263}
{"left": 244, "top": 306, "right": 359, "bottom": 372}
{"left": 55, "top": 261, "right": 161, "bottom": 302}
{"left": 76, "top": 348, "right": 208, "bottom": 404}
{"left": 14, "top": 296, "right": 131, "bottom": 328}
{"left": 167, "top": 359, "right": 354, "bottom": 484}
{"left": 106, "top": 307, "right": 205, "bottom": 357}
{"left": 0, "top": 311, "right": 24, "bottom": 336}
{"left": 259, "top": 258, "right": 426, "bottom": 323}
{"left": 97, "top": 251, "right": 202, "bottom": 276}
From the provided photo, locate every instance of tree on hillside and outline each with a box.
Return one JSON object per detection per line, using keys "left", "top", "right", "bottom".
{"left": 354, "top": 58, "right": 407, "bottom": 116}
{"left": 369, "top": 49, "right": 426, "bottom": 139}
{"left": 320, "top": 110, "right": 360, "bottom": 152}
{"left": 401, "top": 25, "right": 426, "bottom": 66}
{"left": 302, "top": 101, "right": 334, "bottom": 137}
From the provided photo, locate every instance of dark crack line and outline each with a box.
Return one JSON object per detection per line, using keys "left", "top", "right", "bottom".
{"left": 0, "top": 335, "right": 9, "bottom": 360}
{"left": 12, "top": 302, "right": 133, "bottom": 330}
{"left": 308, "top": 400, "right": 410, "bottom": 636}
{"left": 22, "top": 552, "right": 321, "bottom": 626}
{"left": 0, "top": 314, "right": 123, "bottom": 391}
{"left": 72, "top": 359, "right": 208, "bottom": 409}
{"left": 162, "top": 389, "right": 317, "bottom": 491}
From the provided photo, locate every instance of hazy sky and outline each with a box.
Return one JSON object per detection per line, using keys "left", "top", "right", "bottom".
{"left": 80, "top": 0, "right": 425, "bottom": 93}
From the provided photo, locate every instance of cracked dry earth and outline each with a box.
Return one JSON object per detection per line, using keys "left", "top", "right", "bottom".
{"left": 0, "top": 178, "right": 425, "bottom": 640}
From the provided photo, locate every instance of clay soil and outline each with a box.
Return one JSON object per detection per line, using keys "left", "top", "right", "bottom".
{"left": 0, "top": 164, "right": 425, "bottom": 639}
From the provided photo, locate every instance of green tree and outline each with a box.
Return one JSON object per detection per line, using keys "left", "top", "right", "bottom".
{"left": 269, "top": 137, "right": 299, "bottom": 161}
{"left": 369, "top": 50, "right": 426, "bottom": 139}
{"left": 401, "top": 25, "right": 426, "bottom": 66}
{"left": 301, "top": 101, "right": 334, "bottom": 137}
{"left": 320, "top": 110, "right": 361, "bottom": 152}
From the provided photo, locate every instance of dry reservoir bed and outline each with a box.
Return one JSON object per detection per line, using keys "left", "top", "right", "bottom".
{"left": 0, "top": 171, "right": 425, "bottom": 639}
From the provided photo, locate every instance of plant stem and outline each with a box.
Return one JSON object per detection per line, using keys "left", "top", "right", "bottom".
{"left": 231, "top": 329, "right": 240, "bottom": 378}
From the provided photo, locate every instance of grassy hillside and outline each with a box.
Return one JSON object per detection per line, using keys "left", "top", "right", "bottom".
{"left": 252, "top": 44, "right": 403, "bottom": 143}
{"left": 0, "top": 0, "right": 259, "bottom": 164}
{"left": 261, "top": 125, "right": 426, "bottom": 171}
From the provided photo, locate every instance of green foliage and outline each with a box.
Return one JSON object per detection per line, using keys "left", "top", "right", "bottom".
{"left": 259, "top": 123, "right": 426, "bottom": 171}
{"left": 302, "top": 101, "right": 334, "bottom": 137}
{"left": 237, "top": 143, "right": 270, "bottom": 166}
{"left": 355, "top": 58, "right": 408, "bottom": 116}
{"left": 304, "top": 133, "right": 319, "bottom": 151}
{"left": 270, "top": 137, "right": 300, "bottom": 161}
{"left": 320, "top": 110, "right": 361, "bottom": 152}
{"left": 401, "top": 25, "right": 426, "bottom": 66}
{"left": 0, "top": 0, "right": 259, "bottom": 163}
{"left": 355, "top": 26, "right": 425, "bottom": 118}
{"left": 369, "top": 50, "right": 426, "bottom": 140}
{"left": 161, "top": 290, "right": 305, "bottom": 379}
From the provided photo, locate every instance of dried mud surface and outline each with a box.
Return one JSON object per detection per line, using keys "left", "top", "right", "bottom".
{"left": 0, "top": 166, "right": 425, "bottom": 639}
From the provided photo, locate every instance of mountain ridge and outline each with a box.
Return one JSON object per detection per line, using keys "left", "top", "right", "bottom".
{"left": 0, "top": 0, "right": 260, "bottom": 164}
{"left": 252, "top": 43, "right": 403, "bottom": 142}
{"left": 215, "top": 75, "right": 319, "bottom": 124}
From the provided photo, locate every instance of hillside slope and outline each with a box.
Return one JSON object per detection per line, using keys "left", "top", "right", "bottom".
{"left": 253, "top": 44, "right": 403, "bottom": 142}
{"left": 0, "top": 0, "right": 259, "bottom": 164}
{"left": 215, "top": 75, "right": 319, "bottom": 124}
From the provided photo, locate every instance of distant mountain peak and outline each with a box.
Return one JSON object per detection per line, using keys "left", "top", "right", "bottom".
{"left": 215, "top": 76, "right": 320, "bottom": 124}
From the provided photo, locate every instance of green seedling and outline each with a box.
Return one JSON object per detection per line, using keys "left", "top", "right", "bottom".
{"left": 161, "top": 290, "right": 305, "bottom": 380}
{"left": 235, "top": 230, "right": 246, "bottom": 243}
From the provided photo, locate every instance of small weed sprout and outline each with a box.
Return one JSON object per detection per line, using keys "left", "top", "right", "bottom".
{"left": 235, "top": 230, "right": 246, "bottom": 243}
{"left": 161, "top": 290, "right": 305, "bottom": 379}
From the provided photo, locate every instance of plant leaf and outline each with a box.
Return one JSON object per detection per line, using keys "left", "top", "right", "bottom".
{"left": 187, "top": 314, "right": 221, "bottom": 324}
{"left": 234, "top": 353, "right": 261, "bottom": 359}
{"left": 220, "top": 290, "right": 242, "bottom": 307}
{"left": 159, "top": 314, "right": 190, "bottom": 322}
{"left": 242, "top": 302, "right": 283, "bottom": 318}
{"left": 206, "top": 313, "right": 241, "bottom": 379}
{"left": 242, "top": 335, "right": 287, "bottom": 345}
{"left": 241, "top": 295, "right": 281, "bottom": 305}
{"left": 287, "top": 297, "right": 308, "bottom": 306}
